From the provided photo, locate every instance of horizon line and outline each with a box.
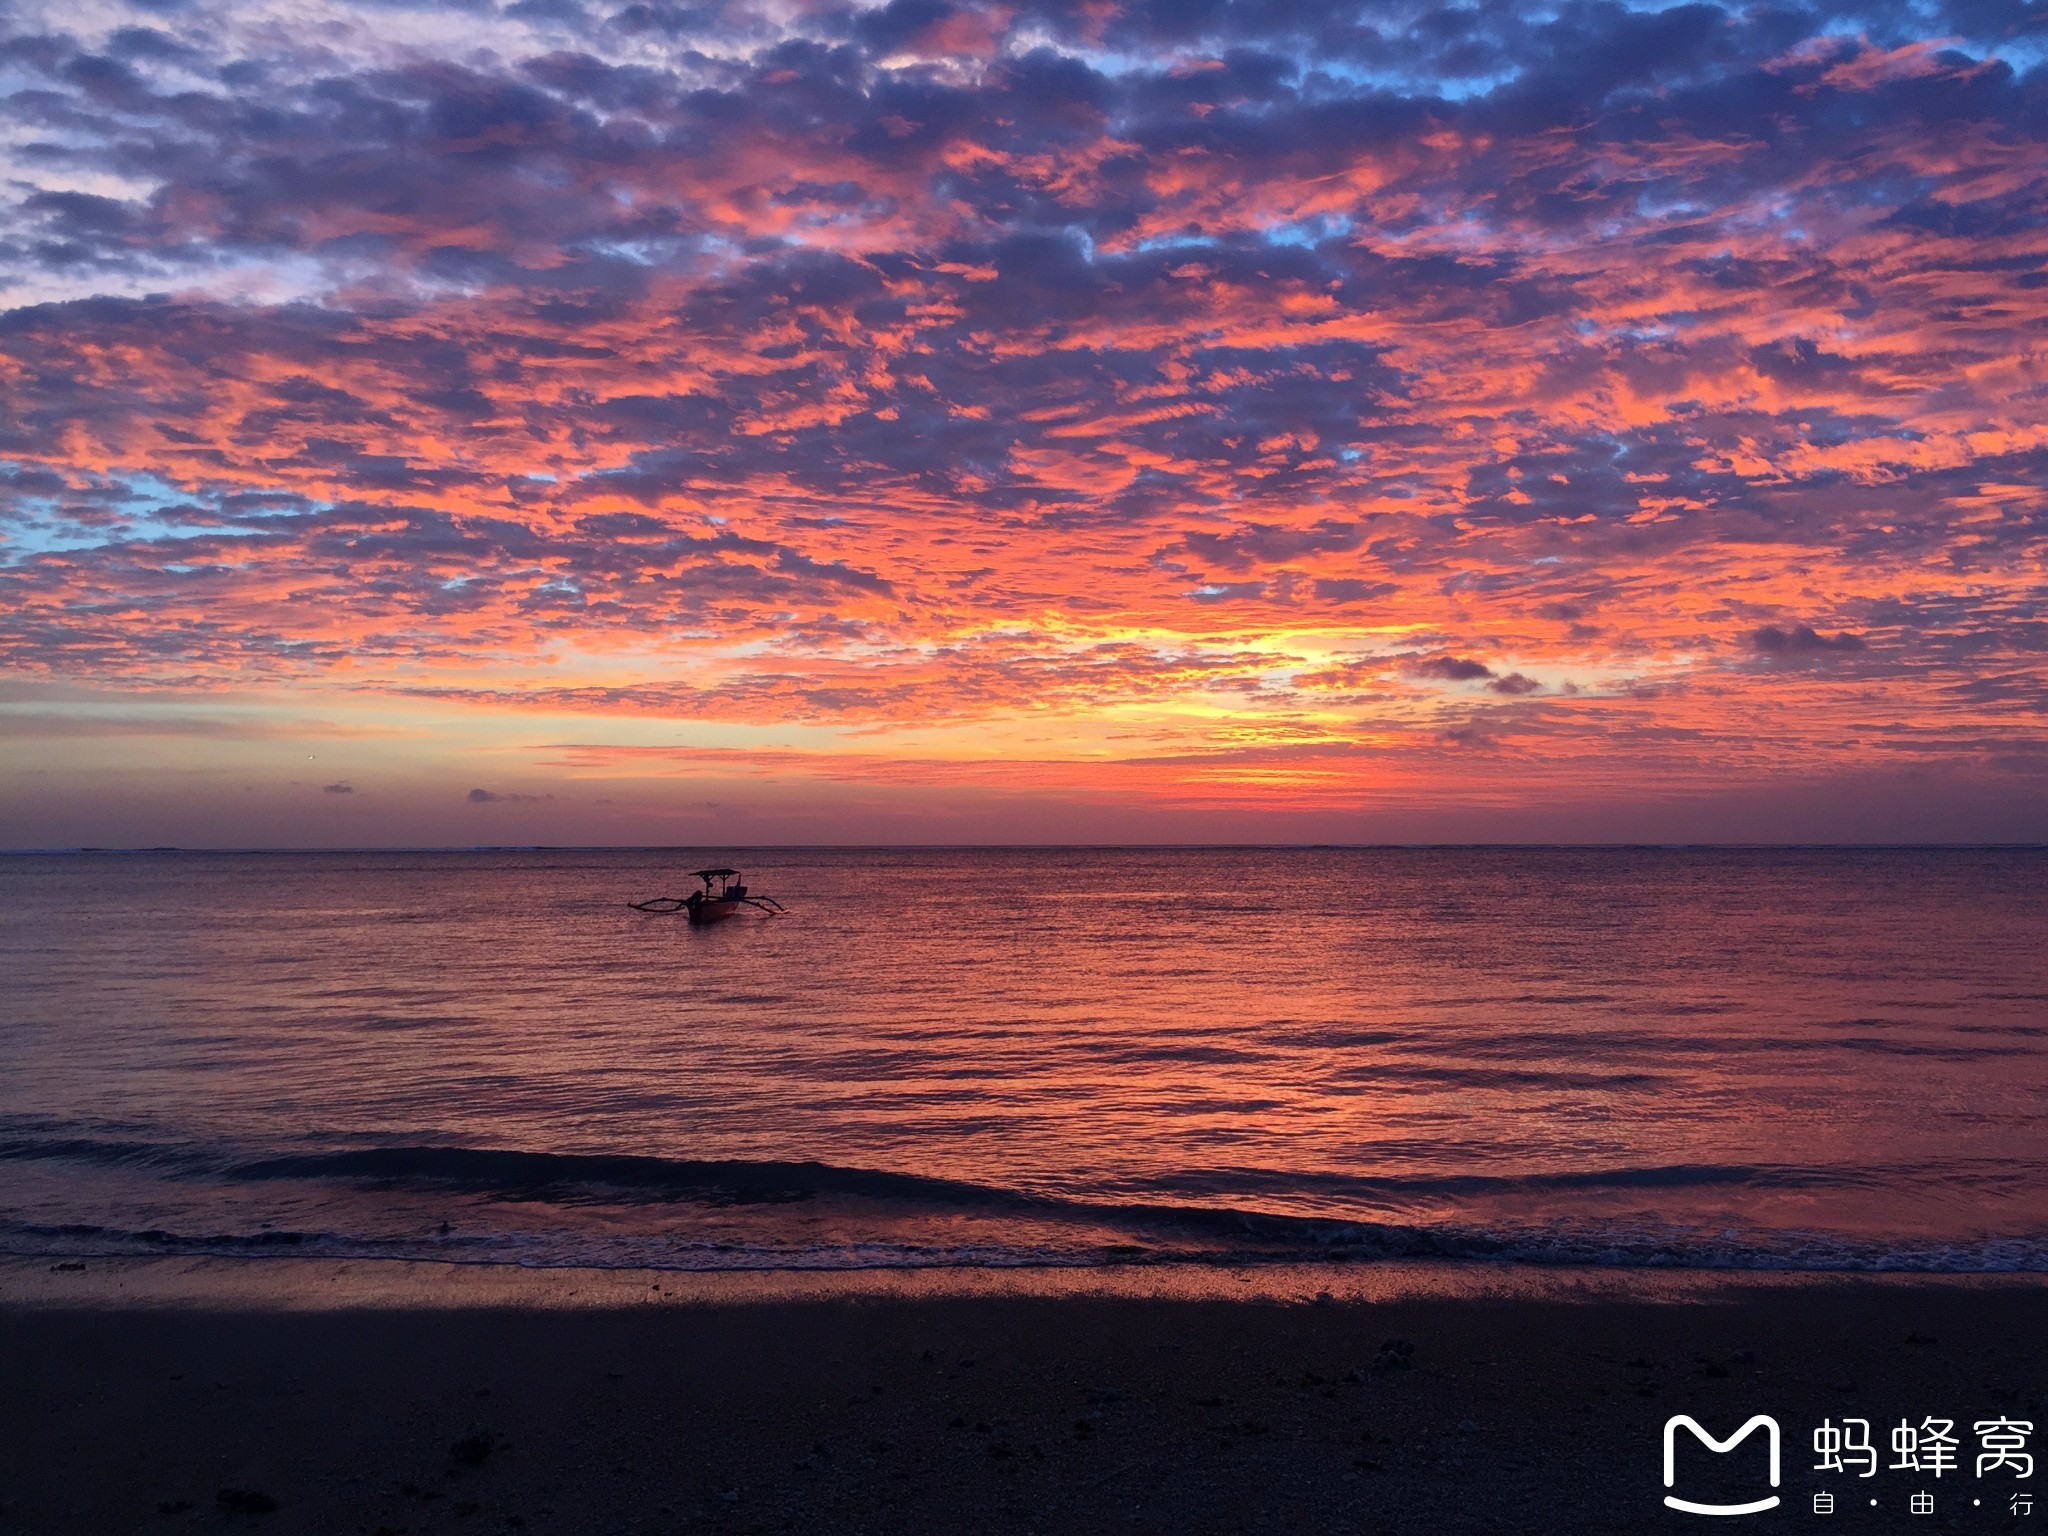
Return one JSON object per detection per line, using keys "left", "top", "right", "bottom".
{"left": 7, "top": 842, "right": 2047, "bottom": 856}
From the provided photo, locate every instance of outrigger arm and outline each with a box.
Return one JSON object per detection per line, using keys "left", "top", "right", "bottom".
{"left": 627, "top": 894, "right": 786, "bottom": 915}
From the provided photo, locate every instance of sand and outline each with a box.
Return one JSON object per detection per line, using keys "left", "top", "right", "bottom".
{"left": 0, "top": 1258, "right": 2041, "bottom": 1534}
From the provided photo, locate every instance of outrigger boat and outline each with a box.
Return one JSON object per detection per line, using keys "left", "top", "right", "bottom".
{"left": 629, "top": 868, "right": 786, "bottom": 925}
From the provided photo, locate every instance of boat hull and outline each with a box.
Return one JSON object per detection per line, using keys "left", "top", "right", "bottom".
{"left": 688, "top": 898, "right": 743, "bottom": 924}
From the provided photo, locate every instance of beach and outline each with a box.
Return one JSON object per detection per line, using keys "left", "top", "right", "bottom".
{"left": 5, "top": 850, "right": 2044, "bottom": 1532}
{"left": 8, "top": 0, "right": 2048, "bottom": 1514}
{"left": 3, "top": 1259, "right": 2042, "bottom": 1534}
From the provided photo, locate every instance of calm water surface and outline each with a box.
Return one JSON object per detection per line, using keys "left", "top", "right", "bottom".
{"left": 2, "top": 848, "right": 2044, "bottom": 1270}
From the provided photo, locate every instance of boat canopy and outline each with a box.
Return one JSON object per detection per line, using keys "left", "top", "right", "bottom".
{"left": 693, "top": 868, "right": 739, "bottom": 878}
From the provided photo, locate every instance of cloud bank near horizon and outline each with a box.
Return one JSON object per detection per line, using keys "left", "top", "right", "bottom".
{"left": 1, "top": 0, "right": 2044, "bottom": 839}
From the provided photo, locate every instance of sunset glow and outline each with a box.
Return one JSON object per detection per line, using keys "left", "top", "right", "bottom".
{"left": 3, "top": 0, "right": 2045, "bottom": 843}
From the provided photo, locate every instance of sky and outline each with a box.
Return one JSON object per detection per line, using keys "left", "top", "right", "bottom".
{"left": 1, "top": 0, "right": 2044, "bottom": 847}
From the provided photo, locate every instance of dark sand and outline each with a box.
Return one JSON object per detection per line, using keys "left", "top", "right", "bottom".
{"left": 0, "top": 1260, "right": 2041, "bottom": 1535}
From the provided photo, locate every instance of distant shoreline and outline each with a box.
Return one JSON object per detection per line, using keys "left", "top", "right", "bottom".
{"left": 7, "top": 842, "right": 2048, "bottom": 855}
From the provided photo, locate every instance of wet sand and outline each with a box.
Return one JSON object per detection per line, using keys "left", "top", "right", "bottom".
{"left": 0, "top": 1259, "right": 2041, "bottom": 1534}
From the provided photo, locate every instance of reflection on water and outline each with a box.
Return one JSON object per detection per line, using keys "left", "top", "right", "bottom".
{"left": 1, "top": 847, "right": 2044, "bottom": 1270}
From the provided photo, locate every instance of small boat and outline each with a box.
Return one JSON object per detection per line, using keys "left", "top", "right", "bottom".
{"left": 629, "top": 868, "right": 786, "bottom": 925}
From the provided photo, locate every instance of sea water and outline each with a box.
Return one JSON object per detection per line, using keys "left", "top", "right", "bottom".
{"left": 2, "top": 847, "right": 2044, "bottom": 1272}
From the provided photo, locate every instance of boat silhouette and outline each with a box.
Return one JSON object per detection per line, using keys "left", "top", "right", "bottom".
{"left": 629, "top": 868, "right": 786, "bottom": 925}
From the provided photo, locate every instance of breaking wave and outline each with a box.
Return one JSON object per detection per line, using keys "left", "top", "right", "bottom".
{"left": 1, "top": 1135, "right": 2044, "bottom": 1274}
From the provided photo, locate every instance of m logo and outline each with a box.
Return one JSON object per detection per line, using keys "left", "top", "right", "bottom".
{"left": 1663, "top": 1414, "right": 1782, "bottom": 1515}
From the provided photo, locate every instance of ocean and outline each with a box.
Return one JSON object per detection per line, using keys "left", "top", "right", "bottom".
{"left": 2, "top": 847, "right": 2044, "bottom": 1274}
